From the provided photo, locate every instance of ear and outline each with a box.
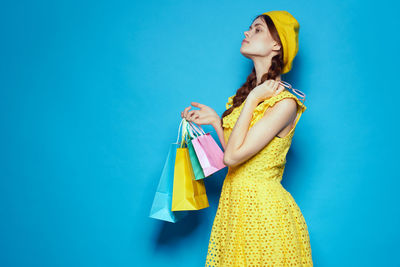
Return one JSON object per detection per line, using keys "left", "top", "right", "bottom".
{"left": 272, "top": 41, "right": 281, "bottom": 51}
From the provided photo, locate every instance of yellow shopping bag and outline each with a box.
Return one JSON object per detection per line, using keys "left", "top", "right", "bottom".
{"left": 171, "top": 119, "right": 209, "bottom": 211}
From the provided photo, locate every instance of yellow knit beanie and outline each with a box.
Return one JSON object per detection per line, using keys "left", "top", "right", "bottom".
{"left": 262, "top": 10, "right": 300, "bottom": 74}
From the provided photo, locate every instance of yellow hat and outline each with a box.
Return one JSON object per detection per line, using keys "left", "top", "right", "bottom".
{"left": 262, "top": 10, "right": 300, "bottom": 74}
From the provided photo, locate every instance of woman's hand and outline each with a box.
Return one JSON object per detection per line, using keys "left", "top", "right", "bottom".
{"left": 181, "top": 102, "right": 220, "bottom": 126}
{"left": 248, "top": 79, "right": 285, "bottom": 103}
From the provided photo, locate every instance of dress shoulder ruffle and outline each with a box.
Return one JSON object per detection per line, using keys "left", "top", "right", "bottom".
{"left": 223, "top": 90, "right": 307, "bottom": 129}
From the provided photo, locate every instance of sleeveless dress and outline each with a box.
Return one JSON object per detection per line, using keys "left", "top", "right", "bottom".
{"left": 205, "top": 90, "right": 313, "bottom": 266}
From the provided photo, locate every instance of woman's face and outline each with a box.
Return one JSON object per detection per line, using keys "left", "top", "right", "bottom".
{"left": 240, "top": 17, "right": 280, "bottom": 59}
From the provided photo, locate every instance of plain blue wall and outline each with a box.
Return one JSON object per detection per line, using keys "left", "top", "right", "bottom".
{"left": 1, "top": 0, "right": 399, "bottom": 266}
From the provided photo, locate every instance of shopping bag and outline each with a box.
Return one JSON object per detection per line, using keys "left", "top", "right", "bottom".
{"left": 171, "top": 119, "right": 210, "bottom": 211}
{"left": 187, "top": 121, "right": 226, "bottom": 177}
{"left": 185, "top": 122, "right": 205, "bottom": 180}
{"left": 149, "top": 126, "right": 189, "bottom": 223}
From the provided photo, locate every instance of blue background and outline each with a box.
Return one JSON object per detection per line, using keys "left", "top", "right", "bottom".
{"left": 1, "top": 0, "right": 399, "bottom": 266}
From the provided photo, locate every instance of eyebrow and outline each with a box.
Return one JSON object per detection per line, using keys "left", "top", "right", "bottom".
{"left": 249, "top": 23, "right": 265, "bottom": 29}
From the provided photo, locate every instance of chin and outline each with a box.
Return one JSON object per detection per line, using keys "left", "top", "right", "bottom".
{"left": 240, "top": 50, "right": 251, "bottom": 59}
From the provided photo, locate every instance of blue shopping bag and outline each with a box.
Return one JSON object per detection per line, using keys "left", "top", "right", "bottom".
{"left": 149, "top": 122, "right": 189, "bottom": 223}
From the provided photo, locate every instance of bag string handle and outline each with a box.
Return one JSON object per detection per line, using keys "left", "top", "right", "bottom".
{"left": 188, "top": 121, "right": 206, "bottom": 136}
{"left": 175, "top": 118, "right": 190, "bottom": 147}
{"left": 175, "top": 119, "right": 183, "bottom": 144}
{"left": 186, "top": 121, "right": 200, "bottom": 139}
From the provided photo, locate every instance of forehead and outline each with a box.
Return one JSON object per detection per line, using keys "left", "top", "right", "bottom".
{"left": 250, "top": 17, "right": 266, "bottom": 28}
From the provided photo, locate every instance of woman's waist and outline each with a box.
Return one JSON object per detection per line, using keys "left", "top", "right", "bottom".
{"left": 226, "top": 165, "right": 285, "bottom": 182}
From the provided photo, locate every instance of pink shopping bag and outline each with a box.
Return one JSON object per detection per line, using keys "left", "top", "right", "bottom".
{"left": 187, "top": 121, "right": 226, "bottom": 177}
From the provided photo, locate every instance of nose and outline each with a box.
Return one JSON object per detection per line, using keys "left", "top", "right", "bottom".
{"left": 244, "top": 31, "right": 249, "bottom": 38}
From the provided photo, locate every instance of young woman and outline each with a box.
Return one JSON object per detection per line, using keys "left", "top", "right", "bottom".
{"left": 181, "top": 10, "right": 313, "bottom": 266}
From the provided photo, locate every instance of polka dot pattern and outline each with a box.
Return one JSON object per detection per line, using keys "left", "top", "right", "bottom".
{"left": 205, "top": 90, "right": 313, "bottom": 266}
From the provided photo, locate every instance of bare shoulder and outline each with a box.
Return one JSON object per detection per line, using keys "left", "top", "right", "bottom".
{"left": 266, "top": 97, "right": 298, "bottom": 117}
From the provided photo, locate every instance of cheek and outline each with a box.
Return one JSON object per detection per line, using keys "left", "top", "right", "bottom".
{"left": 251, "top": 40, "right": 272, "bottom": 54}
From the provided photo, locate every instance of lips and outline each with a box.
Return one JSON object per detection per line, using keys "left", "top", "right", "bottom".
{"left": 242, "top": 40, "right": 249, "bottom": 44}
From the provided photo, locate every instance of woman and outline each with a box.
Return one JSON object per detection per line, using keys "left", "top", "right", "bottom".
{"left": 181, "top": 10, "right": 313, "bottom": 266}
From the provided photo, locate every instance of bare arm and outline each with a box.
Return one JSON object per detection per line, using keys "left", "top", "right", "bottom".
{"left": 223, "top": 94, "right": 297, "bottom": 167}
{"left": 211, "top": 118, "right": 226, "bottom": 150}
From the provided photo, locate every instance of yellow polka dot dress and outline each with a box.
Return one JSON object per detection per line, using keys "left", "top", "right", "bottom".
{"left": 205, "top": 90, "right": 313, "bottom": 266}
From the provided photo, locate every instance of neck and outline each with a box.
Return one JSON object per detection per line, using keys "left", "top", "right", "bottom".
{"left": 252, "top": 56, "right": 281, "bottom": 85}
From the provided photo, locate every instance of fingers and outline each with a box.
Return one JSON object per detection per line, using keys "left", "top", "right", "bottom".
{"left": 191, "top": 116, "right": 200, "bottom": 124}
{"left": 277, "top": 81, "right": 285, "bottom": 92}
{"left": 181, "top": 103, "right": 203, "bottom": 120}
{"left": 273, "top": 80, "right": 284, "bottom": 95}
{"left": 274, "top": 80, "right": 280, "bottom": 89}
{"left": 181, "top": 106, "right": 191, "bottom": 118}
{"left": 179, "top": 107, "right": 202, "bottom": 124}
{"left": 180, "top": 106, "right": 199, "bottom": 122}
{"left": 189, "top": 112, "right": 198, "bottom": 122}
{"left": 187, "top": 110, "right": 198, "bottom": 121}
{"left": 190, "top": 112, "right": 201, "bottom": 123}
{"left": 191, "top": 102, "right": 205, "bottom": 108}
